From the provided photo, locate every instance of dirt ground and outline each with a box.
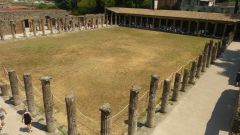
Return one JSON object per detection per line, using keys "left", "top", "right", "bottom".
{"left": 0, "top": 27, "right": 211, "bottom": 134}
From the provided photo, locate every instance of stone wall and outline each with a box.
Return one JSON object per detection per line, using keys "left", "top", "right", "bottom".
{"left": 0, "top": 9, "right": 68, "bottom": 35}
{"left": 0, "top": 10, "right": 105, "bottom": 40}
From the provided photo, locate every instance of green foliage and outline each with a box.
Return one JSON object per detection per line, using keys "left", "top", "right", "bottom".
{"left": 96, "top": 0, "right": 115, "bottom": 12}
{"left": 35, "top": 3, "right": 57, "bottom": 9}
{"left": 55, "top": 0, "right": 154, "bottom": 14}
{"left": 55, "top": 0, "right": 72, "bottom": 10}
{"left": 72, "top": 0, "right": 97, "bottom": 15}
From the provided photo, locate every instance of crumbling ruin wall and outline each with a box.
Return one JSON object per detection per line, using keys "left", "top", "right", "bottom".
{"left": 0, "top": 10, "right": 68, "bottom": 34}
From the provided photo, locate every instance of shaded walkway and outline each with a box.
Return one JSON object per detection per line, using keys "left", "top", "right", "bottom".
{"left": 150, "top": 42, "right": 240, "bottom": 135}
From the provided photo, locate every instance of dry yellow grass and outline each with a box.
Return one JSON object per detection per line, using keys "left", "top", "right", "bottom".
{"left": 0, "top": 27, "right": 211, "bottom": 134}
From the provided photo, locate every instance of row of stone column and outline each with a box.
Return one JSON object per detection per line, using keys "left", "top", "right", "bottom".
{"left": 92, "top": 38, "right": 229, "bottom": 135}
{"left": 106, "top": 12, "right": 238, "bottom": 39}
{"left": 0, "top": 71, "right": 75, "bottom": 134}
{"left": 0, "top": 37, "right": 230, "bottom": 135}
{"left": 0, "top": 15, "right": 106, "bottom": 41}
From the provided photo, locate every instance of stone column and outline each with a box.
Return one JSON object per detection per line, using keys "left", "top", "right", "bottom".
{"left": 10, "top": 21, "right": 16, "bottom": 39}
{"left": 196, "top": 21, "right": 199, "bottom": 34}
{"left": 32, "top": 20, "right": 37, "bottom": 36}
{"left": 23, "top": 73, "right": 36, "bottom": 115}
{"left": 65, "top": 95, "right": 78, "bottom": 135}
{"left": 100, "top": 103, "right": 111, "bottom": 135}
{"left": 152, "top": 18, "right": 155, "bottom": 29}
{"left": 64, "top": 18, "right": 68, "bottom": 31}
{"left": 8, "top": 70, "right": 21, "bottom": 106}
{"left": 146, "top": 17, "right": 149, "bottom": 28}
{"left": 91, "top": 17, "right": 93, "bottom": 29}
{"left": 211, "top": 45, "right": 217, "bottom": 63}
{"left": 173, "top": 19, "right": 176, "bottom": 28}
{"left": 146, "top": 74, "right": 159, "bottom": 128}
{"left": 106, "top": 13, "right": 109, "bottom": 26}
{"left": 0, "top": 27, "right": 5, "bottom": 40}
{"left": 201, "top": 43, "right": 209, "bottom": 72}
{"left": 57, "top": 18, "right": 61, "bottom": 33}
{"left": 61, "top": 18, "right": 64, "bottom": 31}
{"left": 140, "top": 17, "right": 143, "bottom": 28}
{"left": 129, "top": 16, "right": 132, "bottom": 27}
{"left": 160, "top": 79, "right": 170, "bottom": 113}
{"left": 115, "top": 14, "right": 118, "bottom": 25}
{"left": 166, "top": 19, "right": 168, "bottom": 27}
{"left": 96, "top": 17, "right": 99, "bottom": 28}
{"left": 0, "top": 21, "right": 5, "bottom": 40}
{"left": 172, "top": 73, "right": 181, "bottom": 101}
{"left": 0, "top": 82, "right": 8, "bottom": 97}
{"left": 207, "top": 42, "right": 213, "bottom": 67}
{"left": 102, "top": 16, "right": 104, "bottom": 27}
{"left": 196, "top": 54, "right": 203, "bottom": 78}
{"left": 84, "top": 16, "right": 88, "bottom": 29}
{"left": 204, "top": 22, "right": 209, "bottom": 36}
{"left": 128, "top": 85, "right": 140, "bottom": 135}
{"left": 213, "top": 23, "right": 218, "bottom": 37}
{"left": 40, "top": 76, "right": 56, "bottom": 133}
{"left": 233, "top": 23, "right": 237, "bottom": 38}
{"left": 181, "top": 68, "right": 189, "bottom": 92}
{"left": 78, "top": 17, "right": 81, "bottom": 30}
{"left": 189, "top": 61, "right": 197, "bottom": 84}
{"left": 222, "top": 24, "right": 227, "bottom": 38}
{"left": 124, "top": 15, "right": 126, "bottom": 26}
{"left": 38, "top": 20, "right": 42, "bottom": 31}
{"left": 49, "top": 19, "right": 53, "bottom": 34}
{"left": 41, "top": 19, "right": 45, "bottom": 36}
{"left": 134, "top": 16, "right": 137, "bottom": 27}
{"left": 159, "top": 18, "right": 162, "bottom": 29}
{"left": 180, "top": 20, "right": 183, "bottom": 30}
{"left": 110, "top": 12, "right": 113, "bottom": 25}
{"left": 21, "top": 20, "right": 27, "bottom": 37}
{"left": 187, "top": 21, "right": 191, "bottom": 34}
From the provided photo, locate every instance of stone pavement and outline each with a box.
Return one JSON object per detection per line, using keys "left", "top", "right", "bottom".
{"left": 0, "top": 97, "right": 47, "bottom": 135}
{"left": 139, "top": 42, "right": 240, "bottom": 135}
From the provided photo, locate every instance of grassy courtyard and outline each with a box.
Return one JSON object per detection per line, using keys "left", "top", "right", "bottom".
{"left": 0, "top": 27, "right": 210, "bottom": 133}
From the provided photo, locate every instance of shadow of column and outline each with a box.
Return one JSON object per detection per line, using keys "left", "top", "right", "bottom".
{"left": 204, "top": 89, "right": 238, "bottom": 135}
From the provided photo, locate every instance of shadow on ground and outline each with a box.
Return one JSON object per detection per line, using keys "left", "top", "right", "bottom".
{"left": 4, "top": 98, "right": 13, "bottom": 106}
{"left": 19, "top": 127, "right": 28, "bottom": 133}
{"left": 31, "top": 122, "right": 46, "bottom": 132}
{"left": 204, "top": 89, "right": 238, "bottom": 135}
{"left": 214, "top": 47, "right": 240, "bottom": 85}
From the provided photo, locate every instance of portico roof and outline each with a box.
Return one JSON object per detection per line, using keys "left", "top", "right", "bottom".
{"left": 106, "top": 7, "right": 240, "bottom": 23}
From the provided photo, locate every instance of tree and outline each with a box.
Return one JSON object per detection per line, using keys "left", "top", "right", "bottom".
{"left": 72, "top": 0, "right": 78, "bottom": 9}
{"left": 55, "top": 0, "right": 72, "bottom": 10}
{"left": 234, "top": 0, "right": 239, "bottom": 14}
{"left": 77, "top": 0, "right": 97, "bottom": 14}
{"left": 96, "top": 0, "right": 115, "bottom": 12}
